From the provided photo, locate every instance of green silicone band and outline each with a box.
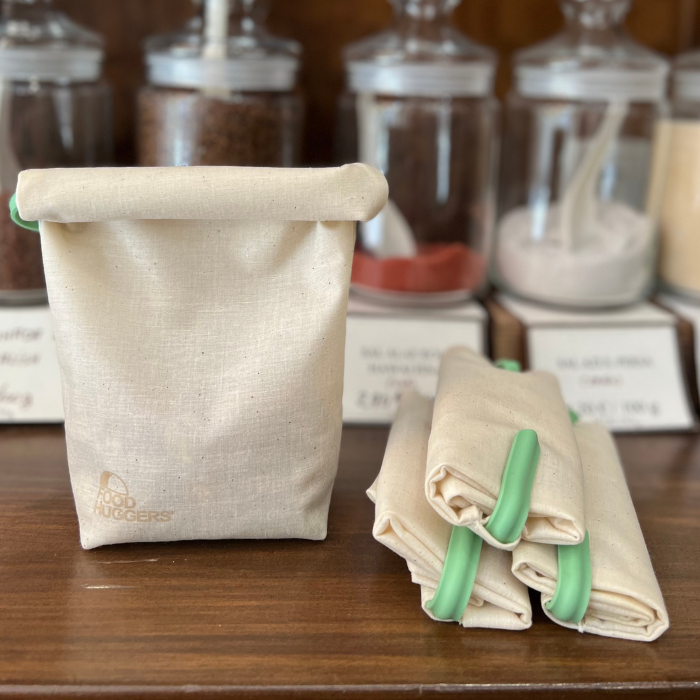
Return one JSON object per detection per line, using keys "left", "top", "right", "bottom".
{"left": 9, "top": 193, "right": 40, "bottom": 232}
{"left": 484, "top": 429, "right": 540, "bottom": 545}
{"left": 569, "top": 408, "right": 580, "bottom": 425}
{"left": 546, "top": 531, "right": 592, "bottom": 624}
{"left": 426, "top": 526, "right": 483, "bottom": 622}
{"left": 494, "top": 358, "right": 522, "bottom": 373}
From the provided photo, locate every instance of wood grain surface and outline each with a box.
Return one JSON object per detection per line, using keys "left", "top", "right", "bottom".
{"left": 51, "top": 0, "right": 700, "bottom": 166}
{"left": 0, "top": 425, "right": 699, "bottom": 698}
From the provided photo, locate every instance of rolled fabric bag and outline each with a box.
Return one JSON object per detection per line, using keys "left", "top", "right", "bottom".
{"left": 13, "top": 164, "right": 388, "bottom": 549}
{"left": 425, "top": 347, "right": 585, "bottom": 551}
{"left": 512, "top": 423, "right": 669, "bottom": 642}
{"left": 367, "top": 391, "right": 531, "bottom": 631}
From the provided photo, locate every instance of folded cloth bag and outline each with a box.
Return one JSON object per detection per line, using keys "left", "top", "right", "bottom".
{"left": 15, "top": 164, "right": 388, "bottom": 549}
{"left": 425, "top": 346, "right": 585, "bottom": 551}
{"left": 367, "top": 391, "right": 531, "bottom": 630}
{"left": 512, "top": 423, "right": 669, "bottom": 642}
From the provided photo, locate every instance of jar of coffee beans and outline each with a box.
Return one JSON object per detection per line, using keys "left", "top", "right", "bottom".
{"left": 138, "top": 0, "right": 302, "bottom": 168}
{"left": 338, "top": 0, "right": 498, "bottom": 304}
{"left": 0, "top": 0, "right": 113, "bottom": 304}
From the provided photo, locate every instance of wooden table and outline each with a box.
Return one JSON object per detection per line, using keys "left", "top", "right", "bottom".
{"left": 1, "top": 425, "right": 699, "bottom": 699}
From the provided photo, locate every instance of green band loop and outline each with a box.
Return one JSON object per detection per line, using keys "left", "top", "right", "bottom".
{"left": 484, "top": 429, "right": 540, "bottom": 545}
{"left": 9, "top": 193, "right": 40, "bottom": 232}
{"left": 494, "top": 358, "right": 522, "bottom": 373}
{"left": 426, "top": 526, "right": 483, "bottom": 622}
{"left": 546, "top": 531, "right": 592, "bottom": 624}
{"left": 484, "top": 360, "right": 541, "bottom": 546}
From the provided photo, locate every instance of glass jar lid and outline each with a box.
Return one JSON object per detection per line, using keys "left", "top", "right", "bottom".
{"left": 513, "top": 0, "right": 668, "bottom": 102}
{"left": 0, "top": 0, "right": 104, "bottom": 82}
{"left": 345, "top": 0, "right": 496, "bottom": 98}
{"left": 673, "top": 50, "right": 700, "bottom": 102}
{"left": 145, "top": 0, "right": 300, "bottom": 92}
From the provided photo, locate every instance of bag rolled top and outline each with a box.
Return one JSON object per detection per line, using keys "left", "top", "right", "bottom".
{"left": 16, "top": 164, "right": 388, "bottom": 223}
{"left": 426, "top": 347, "right": 585, "bottom": 550}
{"left": 18, "top": 165, "right": 388, "bottom": 549}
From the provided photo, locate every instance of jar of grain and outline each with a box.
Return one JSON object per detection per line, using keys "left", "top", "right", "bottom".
{"left": 494, "top": 0, "right": 669, "bottom": 309}
{"left": 0, "top": 0, "right": 112, "bottom": 304}
{"left": 657, "top": 51, "right": 700, "bottom": 301}
{"left": 138, "top": 0, "right": 302, "bottom": 167}
{"left": 338, "top": 0, "right": 498, "bottom": 304}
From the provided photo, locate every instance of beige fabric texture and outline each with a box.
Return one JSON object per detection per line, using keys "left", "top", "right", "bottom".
{"left": 18, "top": 164, "right": 387, "bottom": 549}
{"left": 367, "top": 391, "right": 532, "bottom": 631}
{"left": 512, "top": 423, "right": 670, "bottom": 642}
{"left": 426, "top": 347, "right": 585, "bottom": 551}
{"left": 17, "top": 165, "right": 388, "bottom": 223}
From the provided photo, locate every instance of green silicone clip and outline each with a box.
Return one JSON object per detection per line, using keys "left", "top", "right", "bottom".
{"left": 426, "top": 526, "right": 483, "bottom": 622}
{"left": 9, "top": 193, "right": 39, "bottom": 232}
{"left": 494, "top": 358, "right": 522, "bottom": 373}
{"left": 484, "top": 429, "right": 540, "bottom": 545}
{"left": 546, "top": 531, "right": 592, "bottom": 624}
{"left": 483, "top": 358, "right": 541, "bottom": 546}
{"left": 569, "top": 408, "right": 580, "bottom": 425}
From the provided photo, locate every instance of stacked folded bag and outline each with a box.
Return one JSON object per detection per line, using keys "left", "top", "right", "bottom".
{"left": 367, "top": 347, "right": 669, "bottom": 642}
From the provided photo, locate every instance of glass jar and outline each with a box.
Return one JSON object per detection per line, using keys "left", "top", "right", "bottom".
{"left": 657, "top": 51, "right": 700, "bottom": 301}
{"left": 0, "top": 0, "right": 112, "bottom": 304}
{"left": 494, "top": 0, "right": 669, "bottom": 309}
{"left": 138, "top": 0, "right": 302, "bottom": 167}
{"left": 338, "top": 0, "right": 498, "bottom": 304}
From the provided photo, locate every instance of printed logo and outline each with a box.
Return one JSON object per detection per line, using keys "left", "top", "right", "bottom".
{"left": 94, "top": 471, "right": 174, "bottom": 523}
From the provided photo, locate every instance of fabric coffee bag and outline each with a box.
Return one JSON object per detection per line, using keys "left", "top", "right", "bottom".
{"left": 16, "top": 164, "right": 387, "bottom": 549}
{"left": 425, "top": 346, "right": 585, "bottom": 550}
{"left": 367, "top": 391, "right": 531, "bottom": 630}
{"left": 512, "top": 423, "right": 669, "bottom": 642}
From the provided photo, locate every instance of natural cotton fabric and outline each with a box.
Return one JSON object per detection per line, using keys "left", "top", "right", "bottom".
{"left": 425, "top": 347, "right": 585, "bottom": 550}
{"left": 367, "top": 391, "right": 531, "bottom": 630}
{"left": 17, "top": 164, "right": 388, "bottom": 549}
{"left": 512, "top": 423, "right": 669, "bottom": 642}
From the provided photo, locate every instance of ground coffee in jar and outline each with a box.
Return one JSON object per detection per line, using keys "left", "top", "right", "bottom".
{"left": 139, "top": 89, "right": 300, "bottom": 167}
{"left": 344, "top": 93, "right": 494, "bottom": 297}
{"left": 339, "top": 0, "right": 498, "bottom": 304}
{"left": 0, "top": 0, "right": 112, "bottom": 304}
{"left": 0, "top": 192, "right": 45, "bottom": 300}
{"left": 138, "top": 0, "right": 302, "bottom": 167}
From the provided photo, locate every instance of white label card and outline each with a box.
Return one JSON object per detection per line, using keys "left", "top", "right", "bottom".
{"left": 343, "top": 305, "right": 485, "bottom": 425}
{"left": 498, "top": 295, "right": 696, "bottom": 432}
{"left": 659, "top": 294, "right": 700, "bottom": 401}
{"left": 0, "top": 307, "right": 64, "bottom": 423}
{"left": 530, "top": 325, "right": 694, "bottom": 432}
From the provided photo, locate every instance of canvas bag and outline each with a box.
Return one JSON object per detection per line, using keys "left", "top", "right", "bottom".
{"left": 512, "top": 423, "right": 669, "bottom": 642}
{"left": 16, "top": 164, "right": 388, "bottom": 549}
{"left": 425, "top": 347, "right": 585, "bottom": 551}
{"left": 367, "top": 391, "right": 532, "bottom": 630}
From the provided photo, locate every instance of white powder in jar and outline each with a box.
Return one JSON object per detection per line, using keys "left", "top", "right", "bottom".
{"left": 496, "top": 201, "right": 654, "bottom": 307}
{"left": 496, "top": 100, "right": 657, "bottom": 308}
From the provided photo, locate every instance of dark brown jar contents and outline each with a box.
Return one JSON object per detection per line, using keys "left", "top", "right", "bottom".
{"left": 0, "top": 80, "right": 112, "bottom": 301}
{"left": 339, "top": 94, "right": 497, "bottom": 295}
{"left": 138, "top": 88, "right": 301, "bottom": 166}
{"left": 0, "top": 191, "right": 45, "bottom": 297}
